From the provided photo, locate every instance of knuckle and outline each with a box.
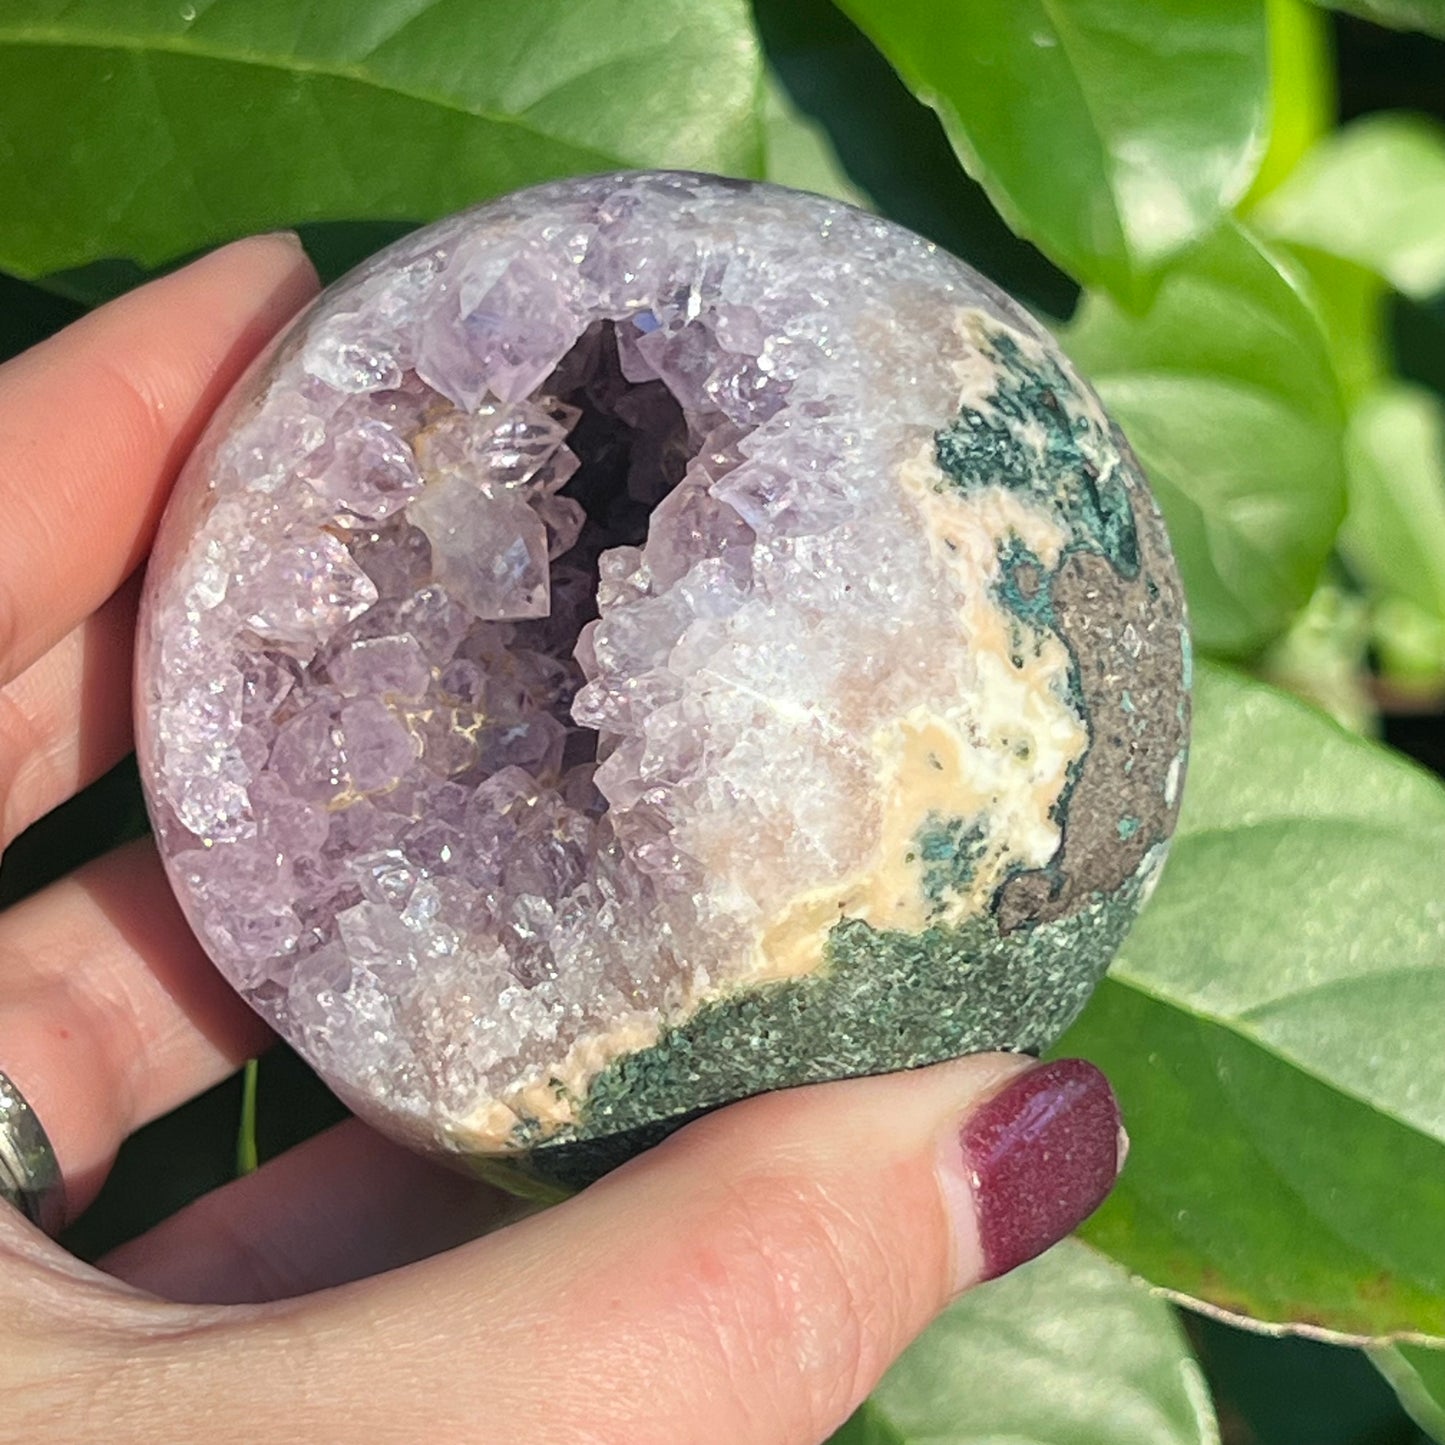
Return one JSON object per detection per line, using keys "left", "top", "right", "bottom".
{"left": 680, "top": 1166, "right": 909, "bottom": 1443}
{"left": 0, "top": 569, "right": 22, "bottom": 690}
{"left": 87, "top": 345, "right": 173, "bottom": 465}
{"left": 0, "top": 675, "right": 63, "bottom": 845}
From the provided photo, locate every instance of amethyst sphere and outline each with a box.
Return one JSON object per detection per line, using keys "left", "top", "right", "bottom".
{"left": 136, "top": 173, "right": 1189, "bottom": 1189}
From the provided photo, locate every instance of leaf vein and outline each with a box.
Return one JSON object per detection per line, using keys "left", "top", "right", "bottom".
{"left": 1108, "top": 971, "right": 1445, "bottom": 1147}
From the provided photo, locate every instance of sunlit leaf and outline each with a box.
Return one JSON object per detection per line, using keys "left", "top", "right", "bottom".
{"left": 1244, "top": 0, "right": 1336, "bottom": 205}
{"left": 1340, "top": 383, "right": 1445, "bottom": 683}
{"left": 829, "top": 1242, "right": 1218, "bottom": 1445}
{"left": 0, "top": 0, "right": 764, "bottom": 276}
{"left": 1254, "top": 113, "right": 1445, "bottom": 300}
{"left": 832, "top": 0, "right": 1269, "bottom": 302}
{"left": 1060, "top": 663, "right": 1445, "bottom": 1340}
{"left": 1065, "top": 223, "right": 1345, "bottom": 657}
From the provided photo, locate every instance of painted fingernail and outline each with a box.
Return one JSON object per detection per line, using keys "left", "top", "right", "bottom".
{"left": 956, "top": 1058, "right": 1124, "bottom": 1283}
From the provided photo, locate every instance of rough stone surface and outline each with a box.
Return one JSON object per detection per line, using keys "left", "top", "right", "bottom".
{"left": 136, "top": 172, "right": 1190, "bottom": 1185}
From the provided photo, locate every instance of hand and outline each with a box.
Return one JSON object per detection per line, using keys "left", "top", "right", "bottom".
{"left": 0, "top": 236, "right": 1123, "bottom": 1445}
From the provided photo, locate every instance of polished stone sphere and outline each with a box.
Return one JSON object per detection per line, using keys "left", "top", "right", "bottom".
{"left": 136, "top": 173, "right": 1190, "bottom": 1189}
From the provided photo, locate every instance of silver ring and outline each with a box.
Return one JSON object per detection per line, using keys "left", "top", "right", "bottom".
{"left": 0, "top": 1069, "right": 65, "bottom": 1236}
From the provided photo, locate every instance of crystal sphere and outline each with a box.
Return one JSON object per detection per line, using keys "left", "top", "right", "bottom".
{"left": 136, "top": 173, "right": 1190, "bottom": 1189}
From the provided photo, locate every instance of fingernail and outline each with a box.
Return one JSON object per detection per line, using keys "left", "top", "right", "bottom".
{"left": 949, "top": 1058, "right": 1124, "bottom": 1285}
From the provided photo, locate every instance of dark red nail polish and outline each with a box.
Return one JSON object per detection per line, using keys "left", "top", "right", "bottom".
{"left": 960, "top": 1058, "right": 1122, "bottom": 1281}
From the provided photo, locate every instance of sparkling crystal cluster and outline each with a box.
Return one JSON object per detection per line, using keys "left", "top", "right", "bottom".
{"left": 138, "top": 173, "right": 1189, "bottom": 1170}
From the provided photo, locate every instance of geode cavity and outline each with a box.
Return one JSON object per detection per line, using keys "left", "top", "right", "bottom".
{"left": 136, "top": 172, "right": 1190, "bottom": 1188}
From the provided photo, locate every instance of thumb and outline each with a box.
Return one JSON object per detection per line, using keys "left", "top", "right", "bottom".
{"left": 172, "top": 1055, "right": 1125, "bottom": 1445}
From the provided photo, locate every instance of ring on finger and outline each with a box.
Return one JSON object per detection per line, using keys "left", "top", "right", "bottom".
{"left": 0, "top": 1069, "right": 66, "bottom": 1236}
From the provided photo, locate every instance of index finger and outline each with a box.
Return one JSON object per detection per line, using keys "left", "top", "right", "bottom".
{"left": 0, "top": 234, "right": 318, "bottom": 687}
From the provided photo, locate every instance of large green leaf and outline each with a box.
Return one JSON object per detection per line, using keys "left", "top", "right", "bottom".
{"left": 1253, "top": 113, "right": 1445, "bottom": 301}
{"left": 1065, "top": 222, "right": 1346, "bottom": 658}
{"left": 754, "top": 0, "right": 1079, "bottom": 320}
{"left": 1342, "top": 384, "right": 1445, "bottom": 617}
{"left": 1372, "top": 1343, "right": 1445, "bottom": 1441}
{"left": 761, "top": 70, "right": 871, "bottom": 209}
{"left": 832, "top": 0, "right": 1269, "bottom": 302}
{"left": 1272, "top": 249, "right": 1389, "bottom": 407}
{"left": 828, "top": 1241, "right": 1218, "bottom": 1445}
{"left": 1307, "top": 0, "right": 1445, "bottom": 35}
{"left": 1341, "top": 384, "right": 1445, "bottom": 683}
{"left": 0, "top": 0, "right": 764, "bottom": 277}
{"left": 1057, "top": 662, "right": 1445, "bottom": 1339}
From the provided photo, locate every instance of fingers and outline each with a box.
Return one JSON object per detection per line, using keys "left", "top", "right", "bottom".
{"left": 0, "top": 234, "right": 318, "bottom": 688}
{"left": 0, "top": 840, "right": 271, "bottom": 1214}
{"left": 0, "top": 235, "right": 318, "bottom": 1221}
{"left": 143, "top": 1056, "right": 1123, "bottom": 1445}
{"left": 99, "top": 1120, "right": 519, "bottom": 1305}
{"left": 0, "top": 575, "right": 140, "bottom": 848}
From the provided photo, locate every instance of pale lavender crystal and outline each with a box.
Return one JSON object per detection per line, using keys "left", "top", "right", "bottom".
{"left": 238, "top": 652, "right": 300, "bottom": 724}
{"left": 302, "top": 419, "right": 424, "bottom": 519}
{"left": 135, "top": 171, "right": 1140, "bottom": 1160}
{"left": 269, "top": 703, "right": 346, "bottom": 799}
{"left": 348, "top": 521, "right": 433, "bottom": 599}
{"left": 339, "top": 698, "right": 419, "bottom": 791}
{"left": 534, "top": 493, "right": 587, "bottom": 559}
{"left": 325, "top": 634, "right": 432, "bottom": 699}
{"left": 642, "top": 478, "right": 755, "bottom": 589}
{"left": 304, "top": 319, "right": 406, "bottom": 394}
{"left": 238, "top": 535, "right": 379, "bottom": 657}
{"left": 251, "top": 770, "right": 330, "bottom": 859}
{"left": 417, "top": 252, "right": 584, "bottom": 408}
{"left": 484, "top": 400, "right": 582, "bottom": 488}
{"left": 409, "top": 479, "right": 551, "bottom": 619}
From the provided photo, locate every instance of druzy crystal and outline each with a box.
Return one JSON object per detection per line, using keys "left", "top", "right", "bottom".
{"left": 137, "top": 173, "right": 1190, "bottom": 1182}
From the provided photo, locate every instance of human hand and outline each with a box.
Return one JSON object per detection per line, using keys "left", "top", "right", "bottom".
{"left": 0, "top": 236, "right": 1124, "bottom": 1445}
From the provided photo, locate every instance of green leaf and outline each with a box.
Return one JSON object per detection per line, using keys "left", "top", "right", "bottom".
{"left": 1371, "top": 1342, "right": 1445, "bottom": 1441}
{"left": 0, "top": 0, "right": 764, "bottom": 277}
{"left": 1065, "top": 222, "right": 1346, "bottom": 657}
{"left": 1243, "top": 0, "right": 1335, "bottom": 205}
{"left": 1306, "top": 0, "right": 1445, "bottom": 36}
{"left": 832, "top": 0, "right": 1269, "bottom": 302}
{"left": 828, "top": 1242, "right": 1218, "bottom": 1445}
{"left": 1253, "top": 113, "right": 1445, "bottom": 300}
{"left": 1256, "top": 573, "right": 1375, "bottom": 734}
{"left": 1341, "top": 384, "right": 1445, "bottom": 682}
{"left": 826, "top": 1401, "right": 908, "bottom": 1445}
{"left": 1371, "top": 597, "right": 1445, "bottom": 691}
{"left": 1345, "top": 384, "right": 1445, "bottom": 609}
{"left": 761, "top": 70, "right": 871, "bottom": 208}
{"left": 1274, "top": 249, "right": 1389, "bottom": 406}
{"left": 754, "top": 0, "right": 1079, "bottom": 319}
{"left": 1058, "top": 661, "right": 1445, "bottom": 1339}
